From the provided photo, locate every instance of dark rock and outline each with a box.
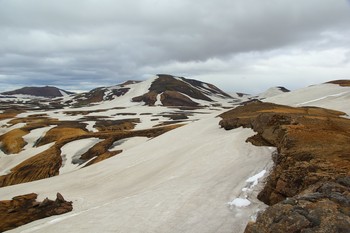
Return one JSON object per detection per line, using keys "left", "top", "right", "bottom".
{"left": 245, "top": 181, "right": 350, "bottom": 232}
{"left": 56, "top": 192, "right": 65, "bottom": 203}
{"left": 0, "top": 193, "right": 73, "bottom": 232}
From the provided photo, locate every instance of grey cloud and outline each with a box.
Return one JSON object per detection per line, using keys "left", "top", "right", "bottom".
{"left": 0, "top": 0, "right": 350, "bottom": 93}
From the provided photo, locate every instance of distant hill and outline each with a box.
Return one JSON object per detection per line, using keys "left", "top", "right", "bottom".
{"left": 70, "top": 74, "right": 235, "bottom": 107}
{"left": 257, "top": 86, "right": 290, "bottom": 99}
{"left": 1, "top": 86, "right": 74, "bottom": 98}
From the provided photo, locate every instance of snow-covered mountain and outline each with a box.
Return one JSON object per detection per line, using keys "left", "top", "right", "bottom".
{"left": 256, "top": 86, "right": 290, "bottom": 99}
{"left": 68, "top": 74, "right": 236, "bottom": 108}
{"left": 0, "top": 77, "right": 349, "bottom": 233}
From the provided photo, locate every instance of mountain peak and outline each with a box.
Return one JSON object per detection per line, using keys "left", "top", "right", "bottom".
{"left": 131, "top": 74, "right": 232, "bottom": 106}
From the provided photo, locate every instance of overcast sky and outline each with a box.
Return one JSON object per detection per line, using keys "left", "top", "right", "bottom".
{"left": 1, "top": 0, "right": 350, "bottom": 94}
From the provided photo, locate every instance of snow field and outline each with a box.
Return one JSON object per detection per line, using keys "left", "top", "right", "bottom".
{"left": 1, "top": 115, "right": 274, "bottom": 233}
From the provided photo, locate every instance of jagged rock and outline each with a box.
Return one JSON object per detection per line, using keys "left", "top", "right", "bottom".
{"left": 219, "top": 101, "right": 350, "bottom": 232}
{"left": 244, "top": 181, "right": 350, "bottom": 233}
{"left": 56, "top": 192, "right": 65, "bottom": 203}
{"left": 0, "top": 193, "right": 73, "bottom": 232}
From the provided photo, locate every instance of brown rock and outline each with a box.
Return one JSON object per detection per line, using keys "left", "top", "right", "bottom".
{"left": 0, "top": 193, "right": 73, "bottom": 232}
{"left": 56, "top": 192, "right": 65, "bottom": 203}
{"left": 219, "top": 101, "right": 350, "bottom": 232}
{"left": 160, "top": 91, "right": 199, "bottom": 107}
{"left": 244, "top": 181, "right": 350, "bottom": 233}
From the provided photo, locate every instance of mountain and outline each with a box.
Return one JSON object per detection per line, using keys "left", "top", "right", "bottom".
{"left": 131, "top": 74, "right": 232, "bottom": 106}
{"left": 0, "top": 77, "right": 349, "bottom": 233}
{"left": 1, "top": 86, "right": 74, "bottom": 98}
{"left": 69, "top": 74, "right": 235, "bottom": 108}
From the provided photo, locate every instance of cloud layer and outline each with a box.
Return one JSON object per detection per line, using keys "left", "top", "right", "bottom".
{"left": 1, "top": 0, "right": 350, "bottom": 93}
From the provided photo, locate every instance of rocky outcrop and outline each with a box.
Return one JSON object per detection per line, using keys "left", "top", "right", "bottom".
{"left": 245, "top": 180, "right": 350, "bottom": 233}
{"left": 132, "top": 91, "right": 158, "bottom": 105}
{"left": 327, "top": 80, "right": 350, "bottom": 87}
{"left": 160, "top": 91, "right": 199, "bottom": 107}
{"left": 219, "top": 101, "right": 350, "bottom": 232}
{"left": 71, "top": 86, "right": 130, "bottom": 107}
{"left": 0, "top": 193, "right": 73, "bottom": 232}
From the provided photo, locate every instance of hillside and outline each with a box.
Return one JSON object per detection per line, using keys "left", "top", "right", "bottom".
{"left": 69, "top": 74, "right": 235, "bottom": 108}
{"left": 0, "top": 77, "right": 349, "bottom": 232}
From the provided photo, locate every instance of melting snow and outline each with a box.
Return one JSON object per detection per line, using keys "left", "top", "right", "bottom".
{"left": 246, "top": 170, "right": 266, "bottom": 187}
{"left": 60, "top": 138, "right": 103, "bottom": 174}
{"left": 155, "top": 93, "right": 162, "bottom": 106}
{"left": 228, "top": 169, "right": 269, "bottom": 210}
{"left": 23, "top": 126, "right": 56, "bottom": 150}
{"left": 228, "top": 198, "right": 251, "bottom": 207}
{"left": 84, "top": 121, "right": 98, "bottom": 133}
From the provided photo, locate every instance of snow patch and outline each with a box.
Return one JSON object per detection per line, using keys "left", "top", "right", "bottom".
{"left": 229, "top": 168, "right": 270, "bottom": 209}
{"left": 23, "top": 126, "right": 56, "bottom": 150}
{"left": 84, "top": 121, "right": 98, "bottom": 132}
{"left": 155, "top": 93, "right": 162, "bottom": 106}
{"left": 296, "top": 91, "right": 349, "bottom": 106}
{"left": 60, "top": 138, "right": 103, "bottom": 174}
{"left": 228, "top": 198, "right": 251, "bottom": 207}
{"left": 246, "top": 170, "right": 266, "bottom": 187}
{"left": 59, "top": 90, "right": 69, "bottom": 97}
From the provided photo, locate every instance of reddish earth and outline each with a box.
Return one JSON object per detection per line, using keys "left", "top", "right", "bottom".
{"left": 219, "top": 101, "right": 350, "bottom": 233}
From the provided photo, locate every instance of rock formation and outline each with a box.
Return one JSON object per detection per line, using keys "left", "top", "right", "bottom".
{"left": 0, "top": 192, "right": 73, "bottom": 232}
{"left": 219, "top": 101, "right": 350, "bottom": 233}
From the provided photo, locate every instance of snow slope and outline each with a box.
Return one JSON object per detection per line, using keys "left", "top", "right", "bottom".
{"left": 264, "top": 83, "right": 350, "bottom": 115}
{"left": 0, "top": 114, "right": 274, "bottom": 233}
{"left": 257, "top": 87, "right": 289, "bottom": 99}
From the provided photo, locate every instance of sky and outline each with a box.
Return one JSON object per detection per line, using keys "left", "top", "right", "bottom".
{"left": 0, "top": 0, "right": 350, "bottom": 94}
